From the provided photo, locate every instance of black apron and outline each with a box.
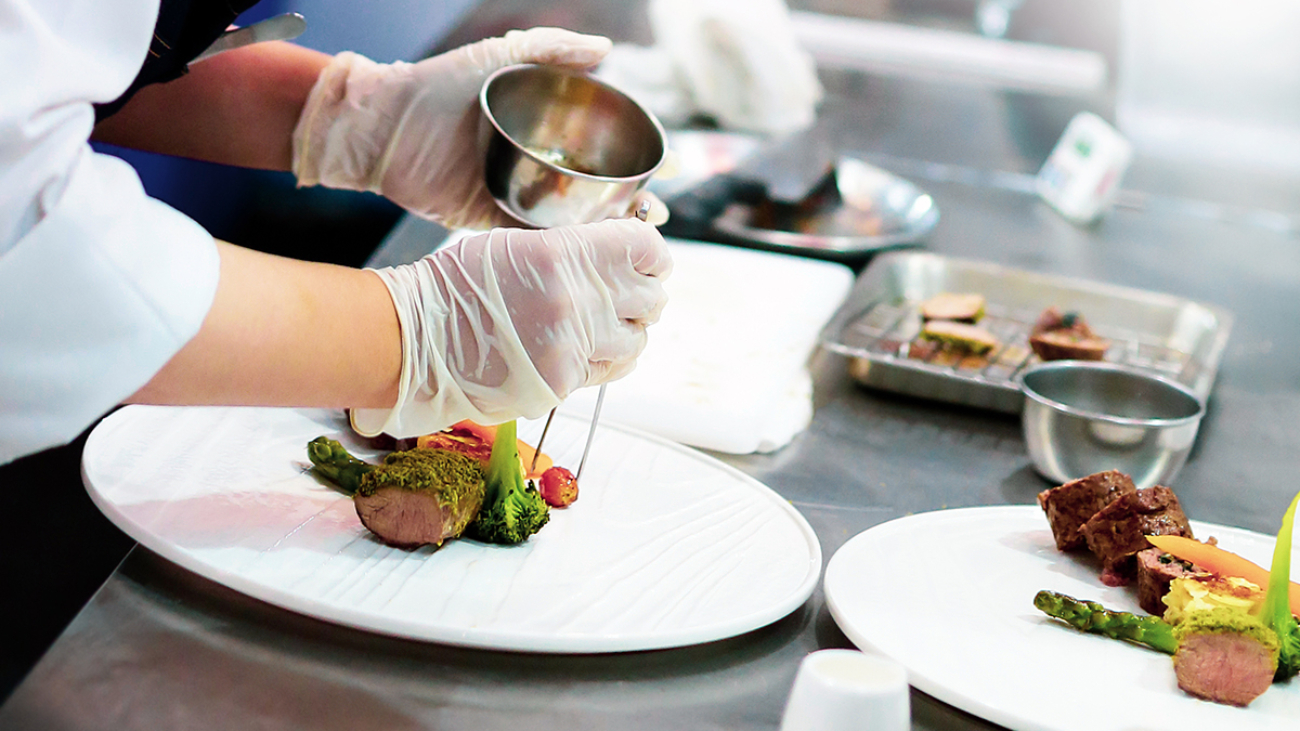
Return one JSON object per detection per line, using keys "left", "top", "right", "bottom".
{"left": 95, "top": 0, "right": 263, "bottom": 121}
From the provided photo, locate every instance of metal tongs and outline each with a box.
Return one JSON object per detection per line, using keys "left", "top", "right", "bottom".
{"left": 530, "top": 199, "right": 653, "bottom": 480}
{"left": 193, "top": 13, "right": 307, "bottom": 64}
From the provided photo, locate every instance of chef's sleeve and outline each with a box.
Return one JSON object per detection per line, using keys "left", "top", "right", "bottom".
{"left": 0, "top": 0, "right": 219, "bottom": 464}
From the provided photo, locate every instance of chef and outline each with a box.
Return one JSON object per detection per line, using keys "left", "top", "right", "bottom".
{"left": 0, "top": 0, "right": 672, "bottom": 465}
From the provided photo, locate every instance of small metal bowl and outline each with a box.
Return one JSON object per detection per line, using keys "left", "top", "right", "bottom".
{"left": 480, "top": 64, "right": 667, "bottom": 228}
{"left": 1019, "top": 361, "right": 1205, "bottom": 489}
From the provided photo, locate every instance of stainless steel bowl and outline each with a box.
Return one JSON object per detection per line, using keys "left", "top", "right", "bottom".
{"left": 1019, "top": 361, "right": 1205, "bottom": 489}
{"left": 480, "top": 64, "right": 667, "bottom": 228}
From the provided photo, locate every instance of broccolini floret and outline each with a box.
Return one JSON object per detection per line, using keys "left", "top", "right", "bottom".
{"left": 1262, "top": 489, "right": 1300, "bottom": 680}
{"left": 464, "top": 419, "right": 549, "bottom": 545}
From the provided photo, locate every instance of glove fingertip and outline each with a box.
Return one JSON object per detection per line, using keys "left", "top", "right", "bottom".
{"left": 506, "top": 27, "right": 613, "bottom": 67}
{"left": 591, "top": 358, "right": 637, "bottom": 387}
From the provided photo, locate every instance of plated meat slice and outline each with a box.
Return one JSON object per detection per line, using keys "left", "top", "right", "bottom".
{"left": 1080, "top": 485, "right": 1194, "bottom": 586}
{"left": 354, "top": 486, "right": 484, "bottom": 549}
{"left": 350, "top": 448, "right": 487, "bottom": 549}
{"left": 1037, "top": 470, "right": 1137, "bottom": 551}
{"left": 1173, "top": 623, "right": 1280, "bottom": 707}
{"left": 1135, "top": 547, "right": 1204, "bottom": 616}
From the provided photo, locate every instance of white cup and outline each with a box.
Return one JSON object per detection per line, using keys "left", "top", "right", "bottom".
{"left": 780, "top": 649, "right": 910, "bottom": 731}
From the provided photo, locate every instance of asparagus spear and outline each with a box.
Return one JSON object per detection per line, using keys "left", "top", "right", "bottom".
{"left": 1034, "top": 590, "right": 1179, "bottom": 654}
{"left": 306, "top": 436, "right": 374, "bottom": 495}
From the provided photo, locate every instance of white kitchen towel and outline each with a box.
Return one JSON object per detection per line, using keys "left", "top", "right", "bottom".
{"left": 558, "top": 239, "right": 854, "bottom": 454}
{"left": 598, "top": 0, "right": 823, "bottom": 136}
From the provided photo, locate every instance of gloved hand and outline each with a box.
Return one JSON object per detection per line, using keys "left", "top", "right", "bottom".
{"left": 350, "top": 218, "right": 672, "bottom": 438}
{"left": 292, "top": 27, "right": 620, "bottom": 230}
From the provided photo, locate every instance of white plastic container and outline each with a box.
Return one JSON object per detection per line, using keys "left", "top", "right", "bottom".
{"left": 1035, "top": 112, "right": 1133, "bottom": 225}
{"left": 779, "top": 649, "right": 910, "bottom": 731}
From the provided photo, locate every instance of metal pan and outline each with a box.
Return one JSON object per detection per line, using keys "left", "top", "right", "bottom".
{"left": 820, "top": 251, "right": 1233, "bottom": 413}
{"left": 660, "top": 134, "right": 937, "bottom": 262}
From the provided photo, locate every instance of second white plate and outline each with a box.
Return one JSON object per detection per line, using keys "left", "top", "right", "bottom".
{"left": 824, "top": 505, "right": 1299, "bottom": 731}
{"left": 82, "top": 405, "right": 821, "bottom": 653}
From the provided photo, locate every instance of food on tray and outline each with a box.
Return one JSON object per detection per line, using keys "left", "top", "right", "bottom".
{"left": 1029, "top": 306, "right": 1110, "bottom": 361}
{"left": 920, "top": 292, "right": 986, "bottom": 322}
{"left": 1033, "top": 475, "right": 1300, "bottom": 707}
{"left": 918, "top": 320, "right": 999, "bottom": 353}
{"left": 907, "top": 320, "right": 1001, "bottom": 367}
{"left": 1079, "top": 485, "right": 1194, "bottom": 587}
{"left": 308, "top": 419, "right": 565, "bottom": 549}
{"left": 1038, "top": 469, "right": 1137, "bottom": 551}
{"left": 538, "top": 466, "right": 579, "bottom": 508}
{"left": 902, "top": 296, "right": 1115, "bottom": 373}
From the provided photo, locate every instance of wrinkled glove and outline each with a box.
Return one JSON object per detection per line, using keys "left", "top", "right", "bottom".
{"left": 292, "top": 27, "right": 614, "bottom": 230}
{"left": 350, "top": 218, "right": 672, "bottom": 438}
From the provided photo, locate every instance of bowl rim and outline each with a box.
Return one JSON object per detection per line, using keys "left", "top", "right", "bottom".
{"left": 1017, "top": 360, "right": 1205, "bottom": 428}
{"left": 479, "top": 63, "right": 668, "bottom": 182}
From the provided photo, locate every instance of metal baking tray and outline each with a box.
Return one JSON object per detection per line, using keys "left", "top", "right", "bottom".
{"left": 820, "top": 252, "right": 1234, "bottom": 413}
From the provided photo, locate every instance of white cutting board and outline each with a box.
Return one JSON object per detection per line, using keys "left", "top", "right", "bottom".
{"left": 560, "top": 239, "right": 855, "bottom": 454}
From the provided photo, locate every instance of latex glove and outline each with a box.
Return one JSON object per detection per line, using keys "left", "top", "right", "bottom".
{"left": 292, "top": 27, "right": 616, "bottom": 230}
{"left": 350, "top": 219, "right": 672, "bottom": 438}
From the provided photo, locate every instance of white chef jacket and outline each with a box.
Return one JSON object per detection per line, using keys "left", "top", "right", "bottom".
{"left": 0, "top": 0, "right": 220, "bottom": 464}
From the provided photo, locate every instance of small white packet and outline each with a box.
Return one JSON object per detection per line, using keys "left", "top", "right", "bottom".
{"left": 1036, "top": 112, "right": 1133, "bottom": 225}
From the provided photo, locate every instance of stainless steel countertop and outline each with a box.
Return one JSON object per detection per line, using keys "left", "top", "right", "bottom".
{"left": 4, "top": 1, "right": 1300, "bottom": 729}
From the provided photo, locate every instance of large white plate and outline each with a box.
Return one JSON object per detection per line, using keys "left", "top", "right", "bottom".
{"left": 824, "top": 506, "right": 1300, "bottom": 731}
{"left": 82, "top": 405, "right": 821, "bottom": 653}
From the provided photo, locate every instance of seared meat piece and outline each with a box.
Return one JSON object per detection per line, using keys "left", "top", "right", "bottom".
{"left": 354, "top": 486, "right": 485, "bottom": 549}
{"left": 1029, "top": 306, "right": 1110, "bottom": 361}
{"left": 351, "top": 448, "right": 486, "bottom": 549}
{"left": 1135, "top": 547, "right": 1205, "bottom": 616}
{"left": 1081, "top": 485, "right": 1194, "bottom": 586}
{"left": 1037, "top": 470, "right": 1137, "bottom": 551}
{"left": 1173, "top": 613, "right": 1280, "bottom": 707}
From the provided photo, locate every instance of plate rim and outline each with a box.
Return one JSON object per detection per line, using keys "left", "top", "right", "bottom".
{"left": 82, "top": 405, "right": 823, "bottom": 654}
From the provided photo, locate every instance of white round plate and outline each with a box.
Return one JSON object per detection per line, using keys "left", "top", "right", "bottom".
{"left": 823, "top": 505, "right": 1300, "bottom": 731}
{"left": 82, "top": 406, "right": 820, "bottom": 653}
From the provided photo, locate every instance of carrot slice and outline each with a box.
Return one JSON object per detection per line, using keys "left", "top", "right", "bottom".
{"left": 446, "top": 420, "right": 552, "bottom": 479}
{"left": 450, "top": 420, "right": 497, "bottom": 444}
{"left": 1147, "top": 534, "right": 1300, "bottom": 616}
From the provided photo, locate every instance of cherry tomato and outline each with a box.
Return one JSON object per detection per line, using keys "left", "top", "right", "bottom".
{"left": 538, "top": 466, "right": 578, "bottom": 508}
